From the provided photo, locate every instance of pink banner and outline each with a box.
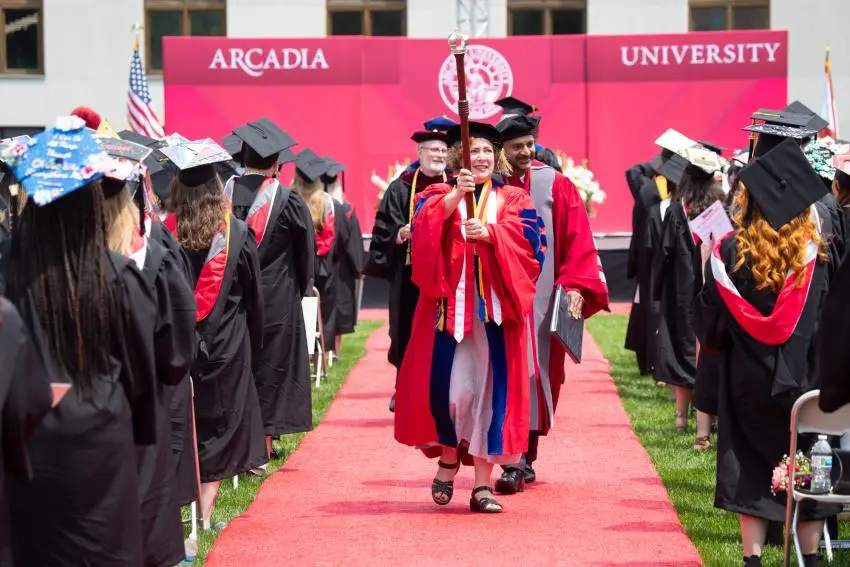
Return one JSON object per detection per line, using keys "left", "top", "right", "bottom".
{"left": 163, "top": 31, "right": 787, "bottom": 235}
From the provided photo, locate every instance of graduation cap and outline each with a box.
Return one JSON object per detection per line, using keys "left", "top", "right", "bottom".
{"left": 323, "top": 156, "right": 345, "bottom": 178}
{"left": 445, "top": 121, "right": 503, "bottom": 150}
{"left": 494, "top": 96, "right": 536, "bottom": 117}
{"left": 785, "top": 100, "right": 829, "bottom": 131}
{"left": 221, "top": 134, "right": 244, "bottom": 162}
{"left": 655, "top": 128, "right": 697, "bottom": 154}
{"left": 833, "top": 153, "right": 850, "bottom": 187}
{"left": 118, "top": 129, "right": 166, "bottom": 149}
{"left": 658, "top": 154, "right": 689, "bottom": 185}
{"left": 737, "top": 137, "right": 827, "bottom": 230}
{"left": 803, "top": 138, "right": 837, "bottom": 181}
{"left": 232, "top": 118, "right": 297, "bottom": 167}
{"left": 411, "top": 130, "right": 447, "bottom": 144}
{"left": 649, "top": 148, "right": 675, "bottom": 173}
{"left": 698, "top": 140, "right": 725, "bottom": 155}
{"left": 495, "top": 115, "right": 541, "bottom": 142}
{"left": 9, "top": 116, "right": 109, "bottom": 206}
{"left": 159, "top": 139, "right": 232, "bottom": 187}
{"left": 423, "top": 116, "right": 457, "bottom": 132}
{"left": 294, "top": 148, "right": 332, "bottom": 183}
{"left": 679, "top": 145, "right": 728, "bottom": 176}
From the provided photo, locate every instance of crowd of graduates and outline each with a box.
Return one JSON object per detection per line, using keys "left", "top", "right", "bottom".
{"left": 0, "top": 108, "right": 364, "bottom": 567}
{"left": 624, "top": 101, "right": 850, "bottom": 566}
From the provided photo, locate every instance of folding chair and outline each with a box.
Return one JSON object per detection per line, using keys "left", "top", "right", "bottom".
{"left": 302, "top": 287, "right": 327, "bottom": 386}
{"left": 783, "top": 390, "right": 850, "bottom": 566}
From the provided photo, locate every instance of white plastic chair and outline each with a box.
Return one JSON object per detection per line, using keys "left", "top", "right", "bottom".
{"left": 301, "top": 287, "right": 327, "bottom": 386}
{"left": 783, "top": 389, "right": 850, "bottom": 566}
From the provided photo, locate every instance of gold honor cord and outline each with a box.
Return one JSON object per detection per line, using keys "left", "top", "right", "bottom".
{"left": 405, "top": 167, "right": 448, "bottom": 265}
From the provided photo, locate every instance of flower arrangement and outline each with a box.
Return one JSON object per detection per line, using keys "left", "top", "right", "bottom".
{"left": 371, "top": 159, "right": 411, "bottom": 205}
{"left": 554, "top": 150, "right": 606, "bottom": 216}
{"left": 771, "top": 451, "right": 812, "bottom": 496}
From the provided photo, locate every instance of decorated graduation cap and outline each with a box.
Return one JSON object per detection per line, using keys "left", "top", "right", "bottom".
{"left": 784, "top": 100, "right": 829, "bottom": 132}
{"left": 745, "top": 109, "right": 819, "bottom": 159}
{"left": 6, "top": 116, "right": 110, "bottom": 206}
{"left": 294, "top": 148, "right": 332, "bottom": 183}
{"left": 232, "top": 117, "right": 297, "bottom": 168}
{"left": 495, "top": 114, "right": 541, "bottom": 142}
{"left": 737, "top": 137, "right": 827, "bottom": 230}
{"left": 803, "top": 137, "right": 837, "bottom": 181}
{"left": 445, "top": 121, "right": 503, "bottom": 151}
{"left": 678, "top": 144, "right": 728, "bottom": 177}
{"left": 698, "top": 140, "right": 725, "bottom": 155}
{"left": 160, "top": 138, "right": 232, "bottom": 187}
{"left": 423, "top": 115, "right": 457, "bottom": 132}
{"left": 494, "top": 96, "right": 536, "bottom": 117}
{"left": 411, "top": 130, "right": 447, "bottom": 144}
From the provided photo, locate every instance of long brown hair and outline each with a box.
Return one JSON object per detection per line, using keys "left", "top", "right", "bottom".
{"left": 167, "top": 176, "right": 228, "bottom": 251}
{"left": 731, "top": 185, "right": 827, "bottom": 294}
{"left": 7, "top": 184, "right": 116, "bottom": 397}
{"left": 292, "top": 175, "right": 327, "bottom": 229}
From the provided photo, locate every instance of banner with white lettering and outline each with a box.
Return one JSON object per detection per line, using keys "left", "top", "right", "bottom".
{"left": 162, "top": 30, "right": 787, "bottom": 235}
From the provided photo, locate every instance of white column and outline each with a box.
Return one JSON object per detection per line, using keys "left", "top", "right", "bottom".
{"left": 407, "top": 0, "right": 458, "bottom": 38}
{"left": 772, "top": 0, "right": 850, "bottom": 138}
{"left": 587, "top": 0, "right": 687, "bottom": 35}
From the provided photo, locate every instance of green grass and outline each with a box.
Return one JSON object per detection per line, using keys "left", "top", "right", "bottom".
{"left": 187, "top": 319, "right": 383, "bottom": 565}
{"left": 587, "top": 314, "right": 850, "bottom": 567}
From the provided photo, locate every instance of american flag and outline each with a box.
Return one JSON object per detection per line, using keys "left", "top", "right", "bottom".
{"left": 127, "top": 38, "right": 165, "bottom": 139}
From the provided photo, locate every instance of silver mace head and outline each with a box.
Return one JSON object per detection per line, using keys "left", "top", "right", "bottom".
{"left": 448, "top": 31, "right": 469, "bottom": 54}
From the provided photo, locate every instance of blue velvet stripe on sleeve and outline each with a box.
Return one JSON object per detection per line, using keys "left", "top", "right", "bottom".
{"left": 519, "top": 208, "right": 545, "bottom": 274}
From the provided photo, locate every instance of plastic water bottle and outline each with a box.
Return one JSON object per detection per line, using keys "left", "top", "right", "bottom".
{"left": 810, "top": 435, "right": 833, "bottom": 494}
{"left": 183, "top": 537, "right": 197, "bottom": 564}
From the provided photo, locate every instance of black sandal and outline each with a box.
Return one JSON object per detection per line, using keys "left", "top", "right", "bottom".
{"left": 469, "top": 486, "right": 503, "bottom": 513}
{"left": 431, "top": 460, "right": 460, "bottom": 505}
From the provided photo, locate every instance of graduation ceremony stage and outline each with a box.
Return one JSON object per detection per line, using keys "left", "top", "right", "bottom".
{"left": 203, "top": 314, "right": 701, "bottom": 566}
{"left": 161, "top": 29, "right": 787, "bottom": 298}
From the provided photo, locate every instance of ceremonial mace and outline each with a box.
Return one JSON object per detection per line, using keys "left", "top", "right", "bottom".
{"left": 448, "top": 31, "right": 477, "bottom": 221}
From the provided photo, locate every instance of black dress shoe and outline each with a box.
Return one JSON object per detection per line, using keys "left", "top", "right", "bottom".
{"left": 524, "top": 464, "right": 536, "bottom": 484}
{"left": 494, "top": 467, "right": 525, "bottom": 494}
{"left": 742, "top": 556, "right": 761, "bottom": 567}
{"left": 803, "top": 553, "right": 820, "bottom": 567}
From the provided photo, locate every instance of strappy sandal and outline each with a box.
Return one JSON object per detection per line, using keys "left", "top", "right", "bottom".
{"left": 693, "top": 436, "right": 711, "bottom": 451}
{"left": 469, "top": 486, "right": 503, "bottom": 514}
{"left": 431, "top": 460, "right": 460, "bottom": 506}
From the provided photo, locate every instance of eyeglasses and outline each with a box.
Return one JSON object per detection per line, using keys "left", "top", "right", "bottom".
{"left": 421, "top": 146, "right": 448, "bottom": 155}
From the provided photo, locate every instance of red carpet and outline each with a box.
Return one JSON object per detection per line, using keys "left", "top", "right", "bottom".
{"left": 206, "top": 323, "right": 702, "bottom": 567}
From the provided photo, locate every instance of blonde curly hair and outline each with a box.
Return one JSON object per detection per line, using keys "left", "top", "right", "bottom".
{"left": 731, "top": 184, "right": 827, "bottom": 294}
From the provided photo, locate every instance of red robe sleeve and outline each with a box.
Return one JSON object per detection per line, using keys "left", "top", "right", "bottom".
{"left": 479, "top": 186, "right": 544, "bottom": 322}
{"left": 552, "top": 174, "right": 610, "bottom": 319}
{"left": 409, "top": 183, "right": 465, "bottom": 299}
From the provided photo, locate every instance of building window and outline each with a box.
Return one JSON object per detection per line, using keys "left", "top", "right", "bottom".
{"left": 0, "top": 1, "right": 43, "bottom": 74}
{"left": 508, "top": 0, "right": 586, "bottom": 36}
{"left": 327, "top": 0, "right": 406, "bottom": 36}
{"left": 145, "top": 0, "right": 226, "bottom": 72}
{"left": 689, "top": 0, "right": 769, "bottom": 31}
{"left": 0, "top": 125, "right": 42, "bottom": 138}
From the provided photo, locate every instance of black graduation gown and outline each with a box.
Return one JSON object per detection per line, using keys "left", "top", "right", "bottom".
{"left": 230, "top": 175, "right": 316, "bottom": 436}
{"left": 365, "top": 167, "right": 445, "bottom": 369}
{"left": 818, "top": 192, "right": 846, "bottom": 273}
{"left": 335, "top": 201, "right": 365, "bottom": 335}
{"left": 147, "top": 219, "right": 199, "bottom": 506}
{"left": 695, "top": 237, "right": 841, "bottom": 522}
{"left": 9, "top": 253, "right": 159, "bottom": 567}
{"left": 651, "top": 201, "right": 698, "bottom": 388}
{"left": 816, "top": 238, "right": 850, "bottom": 412}
{"left": 0, "top": 298, "right": 52, "bottom": 567}
{"left": 133, "top": 238, "right": 197, "bottom": 567}
{"left": 315, "top": 201, "right": 340, "bottom": 350}
{"left": 625, "top": 176, "right": 662, "bottom": 374}
{"left": 185, "top": 219, "right": 266, "bottom": 482}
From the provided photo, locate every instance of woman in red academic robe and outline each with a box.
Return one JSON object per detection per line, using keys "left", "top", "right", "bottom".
{"left": 394, "top": 122, "right": 543, "bottom": 514}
